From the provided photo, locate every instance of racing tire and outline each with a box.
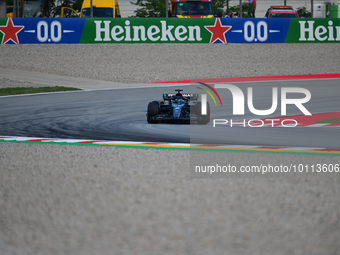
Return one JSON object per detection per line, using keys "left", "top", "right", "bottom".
{"left": 147, "top": 101, "right": 160, "bottom": 124}
{"left": 196, "top": 101, "right": 210, "bottom": 125}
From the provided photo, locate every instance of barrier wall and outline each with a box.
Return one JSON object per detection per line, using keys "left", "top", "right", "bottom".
{"left": 0, "top": 18, "right": 339, "bottom": 44}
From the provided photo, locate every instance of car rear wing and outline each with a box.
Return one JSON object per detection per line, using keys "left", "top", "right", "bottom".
{"left": 163, "top": 93, "right": 199, "bottom": 101}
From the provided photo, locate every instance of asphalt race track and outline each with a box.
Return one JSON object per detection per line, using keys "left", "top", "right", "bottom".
{"left": 1, "top": 78, "right": 339, "bottom": 148}
{"left": 1, "top": 43, "right": 340, "bottom": 255}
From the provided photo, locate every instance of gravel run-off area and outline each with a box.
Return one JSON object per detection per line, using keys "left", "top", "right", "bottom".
{"left": 1, "top": 43, "right": 340, "bottom": 255}
{"left": 1, "top": 44, "right": 340, "bottom": 84}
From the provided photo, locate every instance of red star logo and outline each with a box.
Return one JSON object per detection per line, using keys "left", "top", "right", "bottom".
{"left": 205, "top": 18, "right": 232, "bottom": 44}
{"left": 0, "top": 18, "right": 24, "bottom": 44}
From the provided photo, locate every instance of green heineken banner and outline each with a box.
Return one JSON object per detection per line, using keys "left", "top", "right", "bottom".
{"left": 285, "top": 18, "right": 340, "bottom": 43}
{"left": 81, "top": 18, "right": 213, "bottom": 43}
{"left": 79, "top": 18, "right": 291, "bottom": 44}
{"left": 0, "top": 17, "right": 340, "bottom": 44}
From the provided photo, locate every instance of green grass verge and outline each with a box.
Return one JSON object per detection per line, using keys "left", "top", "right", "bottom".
{"left": 316, "top": 117, "right": 340, "bottom": 124}
{"left": 0, "top": 86, "right": 81, "bottom": 96}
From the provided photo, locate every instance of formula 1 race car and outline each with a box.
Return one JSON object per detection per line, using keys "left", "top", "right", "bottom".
{"left": 147, "top": 89, "right": 210, "bottom": 124}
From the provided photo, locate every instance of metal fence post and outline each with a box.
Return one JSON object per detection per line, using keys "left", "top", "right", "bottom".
{"left": 0, "top": 0, "right": 6, "bottom": 18}
{"left": 239, "top": 0, "right": 242, "bottom": 17}
{"left": 166, "top": 0, "right": 168, "bottom": 17}
{"left": 13, "top": 0, "right": 17, "bottom": 17}
{"left": 311, "top": 0, "right": 313, "bottom": 17}
{"left": 90, "top": 0, "right": 93, "bottom": 17}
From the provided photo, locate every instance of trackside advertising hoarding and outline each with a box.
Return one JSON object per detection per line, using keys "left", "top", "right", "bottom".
{"left": 286, "top": 19, "right": 340, "bottom": 43}
{"left": 0, "top": 18, "right": 340, "bottom": 44}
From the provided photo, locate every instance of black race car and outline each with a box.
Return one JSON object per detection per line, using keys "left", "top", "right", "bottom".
{"left": 147, "top": 89, "right": 210, "bottom": 124}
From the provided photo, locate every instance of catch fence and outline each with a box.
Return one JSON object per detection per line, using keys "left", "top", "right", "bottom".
{"left": 120, "top": 0, "right": 316, "bottom": 18}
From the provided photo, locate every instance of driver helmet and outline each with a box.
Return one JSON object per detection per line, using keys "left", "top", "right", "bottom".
{"left": 175, "top": 92, "right": 183, "bottom": 99}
